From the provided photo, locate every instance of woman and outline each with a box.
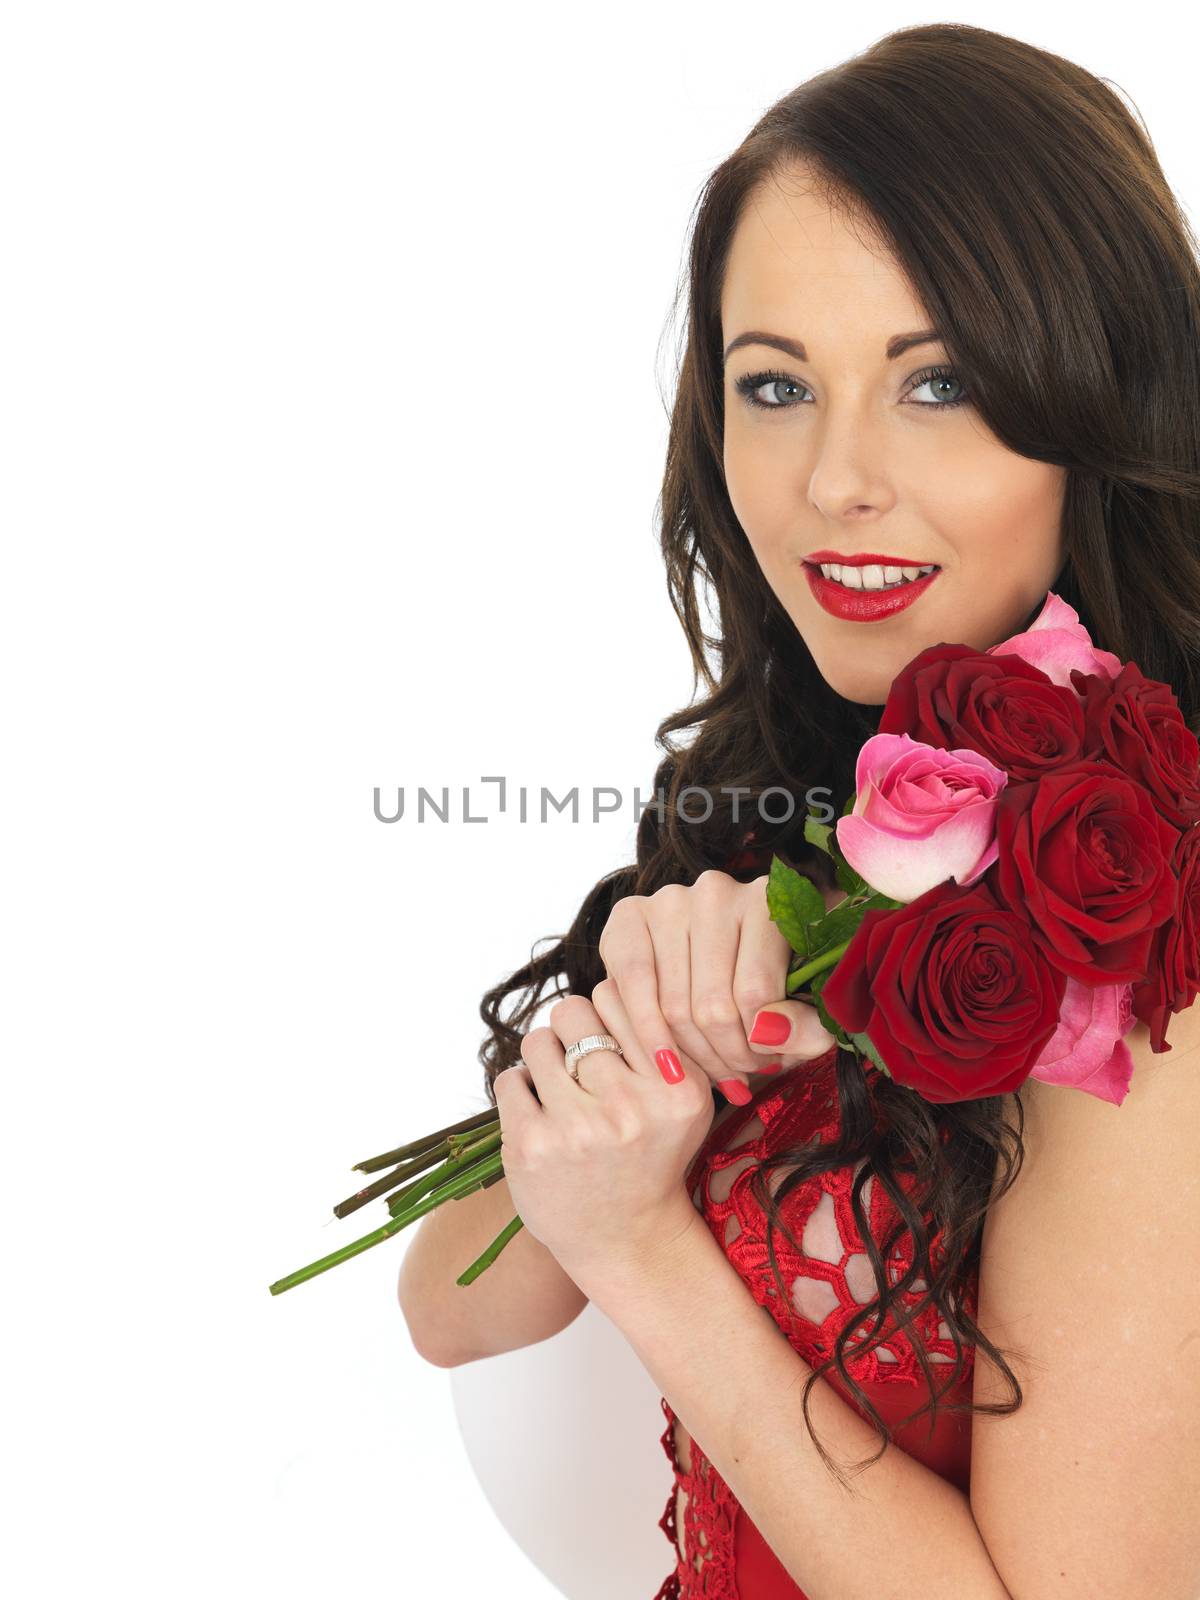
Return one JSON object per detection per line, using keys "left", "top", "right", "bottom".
{"left": 399, "top": 22, "right": 1200, "bottom": 1597}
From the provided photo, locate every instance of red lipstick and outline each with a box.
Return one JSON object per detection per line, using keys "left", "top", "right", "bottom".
{"left": 803, "top": 552, "right": 942, "bottom": 622}
{"left": 806, "top": 550, "right": 938, "bottom": 566}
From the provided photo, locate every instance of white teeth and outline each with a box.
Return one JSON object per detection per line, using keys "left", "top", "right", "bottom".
{"left": 818, "top": 561, "right": 938, "bottom": 591}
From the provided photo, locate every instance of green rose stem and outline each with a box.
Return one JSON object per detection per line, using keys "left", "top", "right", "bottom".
{"left": 273, "top": 868, "right": 881, "bottom": 1300}
{"left": 455, "top": 1208, "right": 525, "bottom": 1286}
{"left": 785, "top": 937, "right": 852, "bottom": 994}
{"left": 268, "top": 1114, "right": 526, "bottom": 1296}
{"left": 351, "top": 1106, "right": 500, "bottom": 1174}
{"left": 334, "top": 1122, "right": 502, "bottom": 1220}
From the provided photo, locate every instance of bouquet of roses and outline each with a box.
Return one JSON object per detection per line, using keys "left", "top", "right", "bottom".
{"left": 777, "top": 591, "right": 1200, "bottom": 1106}
{"left": 269, "top": 592, "right": 1200, "bottom": 1299}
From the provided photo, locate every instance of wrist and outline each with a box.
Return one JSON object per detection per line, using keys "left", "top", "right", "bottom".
{"left": 566, "top": 1190, "right": 706, "bottom": 1311}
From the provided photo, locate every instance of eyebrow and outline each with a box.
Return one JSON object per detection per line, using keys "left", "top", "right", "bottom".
{"left": 722, "top": 328, "right": 943, "bottom": 366}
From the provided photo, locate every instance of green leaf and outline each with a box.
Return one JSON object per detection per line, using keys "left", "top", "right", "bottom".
{"left": 809, "top": 971, "right": 853, "bottom": 1049}
{"left": 799, "top": 887, "right": 897, "bottom": 962}
{"left": 803, "top": 812, "right": 834, "bottom": 856}
{"left": 766, "top": 855, "right": 826, "bottom": 957}
{"left": 842, "top": 790, "right": 857, "bottom": 817}
{"left": 848, "top": 1028, "right": 892, "bottom": 1079}
{"left": 834, "top": 854, "right": 867, "bottom": 898}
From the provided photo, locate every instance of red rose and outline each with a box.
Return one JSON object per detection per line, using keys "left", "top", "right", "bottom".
{"left": 991, "top": 760, "right": 1180, "bottom": 985}
{"left": 819, "top": 877, "right": 1066, "bottom": 1103}
{"left": 1072, "top": 661, "right": 1200, "bottom": 829}
{"left": 1132, "top": 821, "right": 1200, "bottom": 1051}
{"left": 879, "top": 642, "right": 1086, "bottom": 782}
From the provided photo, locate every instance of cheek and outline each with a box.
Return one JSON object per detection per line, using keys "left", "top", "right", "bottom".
{"left": 967, "top": 469, "right": 1066, "bottom": 583}
{"left": 724, "top": 433, "right": 794, "bottom": 559}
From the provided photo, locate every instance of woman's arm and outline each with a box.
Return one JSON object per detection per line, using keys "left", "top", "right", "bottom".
{"left": 968, "top": 1004, "right": 1200, "bottom": 1598}
{"left": 397, "top": 1166, "right": 589, "bottom": 1367}
{"left": 570, "top": 1002, "right": 1200, "bottom": 1600}
{"left": 571, "top": 1203, "right": 1014, "bottom": 1600}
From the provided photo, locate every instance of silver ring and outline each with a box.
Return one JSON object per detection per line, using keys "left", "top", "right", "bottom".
{"left": 562, "top": 1032, "right": 626, "bottom": 1082}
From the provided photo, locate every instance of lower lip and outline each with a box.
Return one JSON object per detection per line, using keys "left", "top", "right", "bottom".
{"left": 803, "top": 564, "right": 941, "bottom": 621}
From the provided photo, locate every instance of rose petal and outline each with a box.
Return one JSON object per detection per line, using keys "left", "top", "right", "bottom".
{"left": 988, "top": 590, "right": 1123, "bottom": 689}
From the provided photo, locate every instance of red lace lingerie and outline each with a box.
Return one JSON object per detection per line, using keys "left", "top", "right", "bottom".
{"left": 651, "top": 1046, "right": 979, "bottom": 1598}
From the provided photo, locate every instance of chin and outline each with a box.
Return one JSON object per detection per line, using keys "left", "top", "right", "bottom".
{"left": 802, "top": 632, "right": 908, "bottom": 704}
{"left": 816, "top": 664, "right": 898, "bottom": 705}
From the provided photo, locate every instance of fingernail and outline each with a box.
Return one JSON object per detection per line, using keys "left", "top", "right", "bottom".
{"left": 718, "top": 1077, "right": 752, "bottom": 1105}
{"left": 655, "top": 1048, "right": 685, "bottom": 1085}
{"left": 749, "top": 1008, "right": 791, "bottom": 1046}
{"left": 756, "top": 1058, "right": 783, "bottom": 1074}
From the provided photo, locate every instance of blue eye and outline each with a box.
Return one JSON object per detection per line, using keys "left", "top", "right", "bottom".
{"left": 733, "top": 364, "right": 971, "bottom": 411}
{"left": 906, "top": 365, "right": 970, "bottom": 408}
{"left": 733, "top": 369, "right": 806, "bottom": 409}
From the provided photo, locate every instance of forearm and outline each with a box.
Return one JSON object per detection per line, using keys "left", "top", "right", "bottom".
{"left": 397, "top": 1169, "right": 587, "bottom": 1365}
{"left": 572, "top": 1204, "right": 1012, "bottom": 1600}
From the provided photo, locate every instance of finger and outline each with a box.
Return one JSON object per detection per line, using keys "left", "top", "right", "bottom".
{"left": 734, "top": 882, "right": 837, "bottom": 1059}
{"left": 747, "top": 997, "right": 838, "bottom": 1060}
{"left": 518, "top": 1019, "right": 591, "bottom": 1117}
{"left": 685, "top": 875, "right": 763, "bottom": 1081}
{"left": 730, "top": 875, "right": 798, "bottom": 1051}
{"left": 543, "top": 994, "right": 636, "bottom": 1100}
{"left": 493, "top": 1060, "right": 546, "bottom": 1145}
{"left": 587, "top": 975, "right": 695, "bottom": 1088}
{"left": 600, "top": 894, "right": 722, "bottom": 1092}
{"left": 590, "top": 979, "right": 714, "bottom": 1122}
{"left": 600, "top": 897, "right": 684, "bottom": 1076}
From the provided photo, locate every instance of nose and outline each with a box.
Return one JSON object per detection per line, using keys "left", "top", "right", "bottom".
{"left": 806, "top": 423, "right": 895, "bottom": 522}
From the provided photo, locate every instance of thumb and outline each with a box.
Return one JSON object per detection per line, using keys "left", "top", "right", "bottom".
{"left": 747, "top": 999, "right": 837, "bottom": 1060}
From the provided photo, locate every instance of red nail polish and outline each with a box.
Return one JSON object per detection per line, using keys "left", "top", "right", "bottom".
{"left": 718, "top": 1077, "right": 752, "bottom": 1105}
{"left": 749, "top": 1008, "right": 791, "bottom": 1046}
{"left": 756, "top": 1059, "right": 783, "bottom": 1074}
{"left": 656, "top": 1048, "right": 684, "bottom": 1084}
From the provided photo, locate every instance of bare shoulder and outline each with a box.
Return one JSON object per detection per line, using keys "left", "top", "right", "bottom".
{"left": 1017, "top": 990, "right": 1200, "bottom": 1153}
{"left": 968, "top": 997, "right": 1200, "bottom": 1598}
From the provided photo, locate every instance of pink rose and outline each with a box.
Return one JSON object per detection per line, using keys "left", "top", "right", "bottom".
{"left": 1027, "top": 977, "right": 1138, "bottom": 1106}
{"left": 836, "top": 732, "right": 1008, "bottom": 903}
{"left": 988, "top": 590, "right": 1122, "bottom": 689}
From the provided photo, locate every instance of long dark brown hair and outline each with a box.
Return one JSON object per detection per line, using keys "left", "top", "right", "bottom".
{"left": 479, "top": 21, "right": 1200, "bottom": 1483}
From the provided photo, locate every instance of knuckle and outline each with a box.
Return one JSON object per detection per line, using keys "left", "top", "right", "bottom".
{"left": 591, "top": 976, "right": 616, "bottom": 1007}
{"left": 611, "top": 955, "right": 656, "bottom": 987}
{"left": 658, "top": 991, "right": 691, "bottom": 1029}
{"left": 604, "top": 895, "right": 645, "bottom": 932}
{"left": 733, "top": 977, "right": 781, "bottom": 1015}
{"left": 562, "top": 1128, "right": 593, "bottom": 1159}
{"left": 519, "top": 1135, "right": 547, "bottom": 1169}
{"left": 648, "top": 881, "right": 688, "bottom": 908}
{"left": 548, "top": 995, "right": 589, "bottom": 1030}
{"left": 614, "top": 1079, "right": 647, "bottom": 1123}
{"left": 598, "top": 899, "right": 643, "bottom": 959}
{"left": 694, "top": 868, "right": 732, "bottom": 893}
{"left": 671, "top": 1074, "right": 711, "bottom": 1116}
{"left": 692, "top": 992, "right": 741, "bottom": 1032}
{"left": 520, "top": 1027, "right": 551, "bottom": 1062}
{"left": 649, "top": 879, "right": 687, "bottom": 899}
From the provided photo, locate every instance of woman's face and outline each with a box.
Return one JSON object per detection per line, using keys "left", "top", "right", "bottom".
{"left": 721, "top": 168, "right": 1068, "bottom": 704}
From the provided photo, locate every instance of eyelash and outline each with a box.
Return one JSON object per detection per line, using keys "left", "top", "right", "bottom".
{"left": 733, "top": 363, "right": 971, "bottom": 412}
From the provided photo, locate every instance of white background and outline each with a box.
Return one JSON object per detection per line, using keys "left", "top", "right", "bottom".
{"left": 4, "top": 4, "right": 1197, "bottom": 1596}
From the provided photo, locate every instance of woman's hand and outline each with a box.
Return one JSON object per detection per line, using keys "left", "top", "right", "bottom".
{"left": 596, "top": 869, "right": 838, "bottom": 1105}
{"left": 493, "top": 988, "right": 716, "bottom": 1286}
